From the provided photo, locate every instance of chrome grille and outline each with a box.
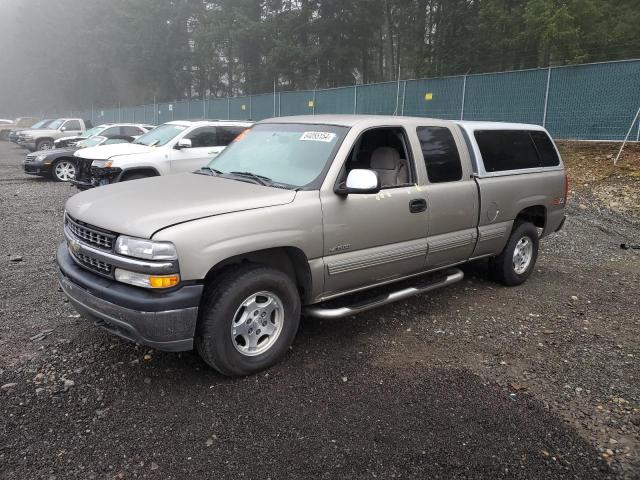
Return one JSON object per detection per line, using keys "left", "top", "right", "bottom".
{"left": 73, "top": 252, "right": 113, "bottom": 276}
{"left": 65, "top": 215, "right": 115, "bottom": 251}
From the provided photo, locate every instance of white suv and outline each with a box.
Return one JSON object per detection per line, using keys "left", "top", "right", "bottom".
{"left": 72, "top": 120, "right": 252, "bottom": 190}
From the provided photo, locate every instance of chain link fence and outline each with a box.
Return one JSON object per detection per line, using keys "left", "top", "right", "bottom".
{"left": 47, "top": 59, "right": 640, "bottom": 141}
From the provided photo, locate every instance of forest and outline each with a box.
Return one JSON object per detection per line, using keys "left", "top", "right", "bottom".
{"left": 0, "top": 0, "right": 638, "bottom": 114}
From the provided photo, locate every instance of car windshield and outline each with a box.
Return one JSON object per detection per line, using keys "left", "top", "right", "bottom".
{"left": 47, "top": 119, "right": 65, "bottom": 129}
{"left": 208, "top": 123, "right": 347, "bottom": 188}
{"left": 133, "top": 123, "right": 186, "bottom": 146}
{"left": 83, "top": 126, "right": 106, "bottom": 138}
{"left": 77, "top": 136, "right": 105, "bottom": 148}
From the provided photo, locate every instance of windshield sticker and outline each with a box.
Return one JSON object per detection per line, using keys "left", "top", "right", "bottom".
{"left": 300, "top": 131, "right": 336, "bottom": 143}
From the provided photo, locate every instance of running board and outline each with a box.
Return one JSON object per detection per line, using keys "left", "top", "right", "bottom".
{"left": 304, "top": 268, "right": 464, "bottom": 319}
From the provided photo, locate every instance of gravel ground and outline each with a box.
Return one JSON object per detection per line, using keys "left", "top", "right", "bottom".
{"left": 0, "top": 140, "right": 638, "bottom": 479}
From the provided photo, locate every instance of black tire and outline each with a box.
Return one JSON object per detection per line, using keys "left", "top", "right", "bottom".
{"left": 196, "top": 264, "right": 301, "bottom": 376}
{"left": 489, "top": 221, "right": 539, "bottom": 286}
{"left": 35, "top": 139, "right": 53, "bottom": 151}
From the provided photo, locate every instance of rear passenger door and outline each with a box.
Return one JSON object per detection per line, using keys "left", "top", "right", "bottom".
{"left": 417, "top": 125, "right": 479, "bottom": 268}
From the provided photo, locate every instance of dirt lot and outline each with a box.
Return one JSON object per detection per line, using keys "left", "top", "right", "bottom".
{"left": 0, "top": 140, "right": 639, "bottom": 479}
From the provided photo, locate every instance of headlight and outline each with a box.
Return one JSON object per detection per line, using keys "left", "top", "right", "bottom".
{"left": 91, "top": 160, "right": 113, "bottom": 168}
{"left": 23, "top": 135, "right": 33, "bottom": 141}
{"left": 115, "top": 236, "right": 178, "bottom": 261}
{"left": 35, "top": 154, "right": 46, "bottom": 162}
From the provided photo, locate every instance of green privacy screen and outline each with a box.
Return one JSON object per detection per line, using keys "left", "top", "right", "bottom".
{"left": 45, "top": 59, "right": 640, "bottom": 140}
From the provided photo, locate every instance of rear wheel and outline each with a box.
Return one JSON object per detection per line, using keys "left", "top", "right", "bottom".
{"left": 489, "top": 221, "right": 539, "bottom": 286}
{"left": 196, "top": 265, "right": 301, "bottom": 376}
{"left": 52, "top": 159, "right": 76, "bottom": 182}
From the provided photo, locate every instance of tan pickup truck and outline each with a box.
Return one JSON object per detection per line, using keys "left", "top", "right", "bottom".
{"left": 57, "top": 115, "right": 567, "bottom": 376}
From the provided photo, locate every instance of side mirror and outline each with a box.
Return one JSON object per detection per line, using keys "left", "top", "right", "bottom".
{"left": 60, "top": 127, "right": 67, "bottom": 132}
{"left": 175, "top": 138, "right": 192, "bottom": 149}
{"left": 335, "top": 169, "right": 380, "bottom": 195}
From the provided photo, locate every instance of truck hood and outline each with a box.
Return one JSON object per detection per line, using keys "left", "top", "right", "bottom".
{"left": 74, "top": 143, "right": 156, "bottom": 160}
{"left": 65, "top": 173, "right": 297, "bottom": 238}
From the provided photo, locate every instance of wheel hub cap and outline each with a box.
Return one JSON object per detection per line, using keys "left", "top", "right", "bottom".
{"left": 512, "top": 237, "right": 533, "bottom": 274}
{"left": 55, "top": 161, "right": 76, "bottom": 181}
{"left": 231, "top": 291, "right": 284, "bottom": 356}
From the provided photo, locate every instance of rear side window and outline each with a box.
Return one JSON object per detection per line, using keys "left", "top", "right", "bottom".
{"left": 530, "top": 131, "right": 560, "bottom": 167}
{"left": 417, "top": 126, "right": 462, "bottom": 183}
{"left": 218, "top": 126, "right": 246, "bottom": 146}
{"left": 475, "top": 130, "right": 545, "bottom": 172}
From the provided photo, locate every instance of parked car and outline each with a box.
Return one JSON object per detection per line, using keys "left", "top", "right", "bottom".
{"left": 54, "top": 123, "right": 154, "bottom": 148}
{"left": 18, "top": 118, "right": 91, "bottom": 152}
{"left": 23, "top": 134, "right": 136, "bottom": 182}
{"left": 57, "top": 115, "right": 567, "bottom": 376}
{"left": 9, "top": 119, "right": 54, "bottom": 144}
{"left": 71, "top": 120, "right": 251, "bottom": 190}
{"left": 0, "top": 117, "right": 39, "bottom": 141}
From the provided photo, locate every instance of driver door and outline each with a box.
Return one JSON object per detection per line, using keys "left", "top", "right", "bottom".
{"left": 169, "top": 126, "right": 221, "bottom": 173}
{"left": 320, "top": 127, "right": 429, "bottom": 296}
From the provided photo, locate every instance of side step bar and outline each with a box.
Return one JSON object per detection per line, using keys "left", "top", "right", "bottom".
{"left": 304, "top": 268, "right": 464, "bottom": 319}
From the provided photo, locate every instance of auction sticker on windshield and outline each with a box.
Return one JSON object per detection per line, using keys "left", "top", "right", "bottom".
{"left": 300, "top": 131, "right": 337, "bottom": 142}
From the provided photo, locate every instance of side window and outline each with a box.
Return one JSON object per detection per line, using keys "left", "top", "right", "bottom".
{"left": 121, "top": 125, "right": 143, "bottom": 136}
{"left": 100, "top": 126, "right": 120, "bottom": 137}
{"left": 474, "top": 130, "right": 541, "bottom": 172}
{"left": 417, "top": 126, "right": 463, "bottom": 183}
{"left": 341, "top": 127, "right": 414, "bottom": 188}
{"left": 217, "top": 126, "right": 246, "bottom": 146}
{"left": 186, "top": 127, "right": 217, "bottom": 148}
{"left": 530, "top": 131, "right": 560, "bottom": 167}
{"left": 63, "top": 120, "right": 81, "bottom": 131}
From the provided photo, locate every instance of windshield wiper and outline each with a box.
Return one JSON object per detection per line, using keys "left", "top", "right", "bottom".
{"left": 229, "top": 171, "right": 272, "bottom": 186}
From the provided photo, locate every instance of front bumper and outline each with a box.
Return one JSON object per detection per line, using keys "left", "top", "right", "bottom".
{"left": 56, "top": 243, "right": 203, "bottom": 352}
{"left": 23, "top": 159, "right": 52, "bottom": 177}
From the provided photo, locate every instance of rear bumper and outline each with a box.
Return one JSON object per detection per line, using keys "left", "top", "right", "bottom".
{"left": 56, "top": 243, "right": 203, "bottom": 352}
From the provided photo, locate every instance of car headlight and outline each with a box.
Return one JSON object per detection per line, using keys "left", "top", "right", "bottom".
{"left": 23, "top": 135, "right": 33, "bottom": 141}
{"left": 115, "top": 236, "right": 178, "bottom": 261}
{"left": 35, "top": 154, "right": 47, "bottom": 162}
{"left": 91, "top": 160, "right": 113, "bottom": 168}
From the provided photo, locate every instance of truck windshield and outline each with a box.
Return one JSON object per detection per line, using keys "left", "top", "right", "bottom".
{"left": 208, "top": 123, "right": 347, "bottom": 188}
{"left": 134, "top": 124, "right": 186, "bottom": 147}
{"left": 29, "top": 120, "right": 49, "bottom": 129}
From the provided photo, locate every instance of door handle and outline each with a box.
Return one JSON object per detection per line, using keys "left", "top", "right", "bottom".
{"left": 409, "top": 198, "right": 427, "bottom": 213}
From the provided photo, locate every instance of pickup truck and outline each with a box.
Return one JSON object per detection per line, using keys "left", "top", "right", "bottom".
{"left": 57, "top": 115, "right": 567, "bottom": 376}
{"left": 18, "top": 118, "right": 90, "bottom": 152}
{"left": 72, "top": 120, "right": 252, "bottom": 189}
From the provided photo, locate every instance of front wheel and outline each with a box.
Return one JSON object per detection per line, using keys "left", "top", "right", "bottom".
{"left": 196, "top": 265, "right": 301, "bottom": 376}
{"left": 489, "top": 221, "right": 539, "bottom": 286}
{"left": 52, "top": 159, "right": 76, "bottom": 182}
{"left": 35, "top": 139, "right": 54, "bottom": 151}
